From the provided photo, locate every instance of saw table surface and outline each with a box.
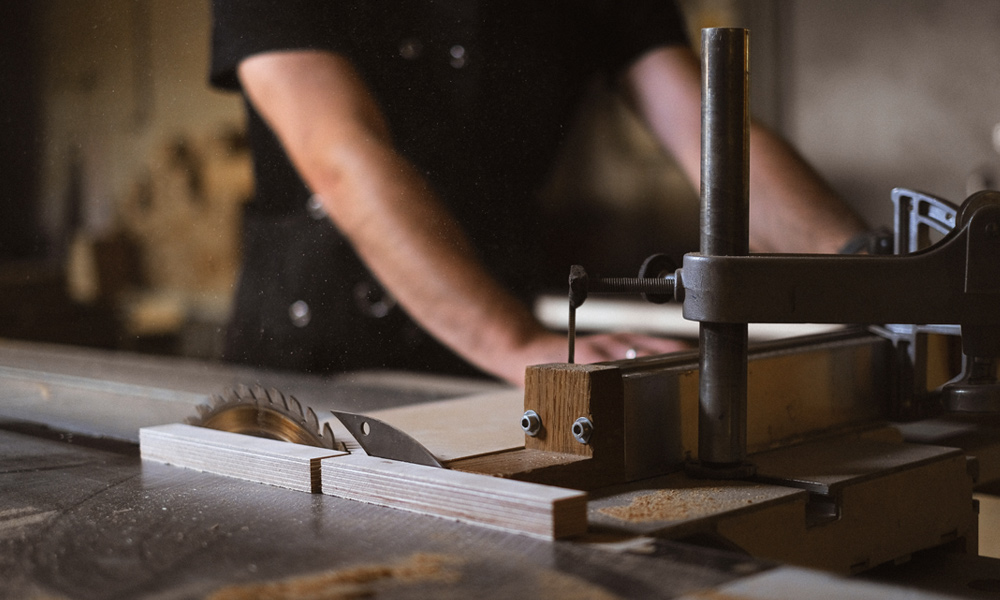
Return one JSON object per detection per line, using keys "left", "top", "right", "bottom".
{"left": 1, "top": 428, "right": 768, "bottom": 599}
{"left": 2, "top": 340, "right": 999, "bottom": 599}
{"left": 4, "top": 428, "right": 994, "bottom": 600}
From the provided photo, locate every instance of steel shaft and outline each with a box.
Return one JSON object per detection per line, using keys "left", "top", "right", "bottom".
{"left": 697, "top": 28, "right": 751, "bottom": 472}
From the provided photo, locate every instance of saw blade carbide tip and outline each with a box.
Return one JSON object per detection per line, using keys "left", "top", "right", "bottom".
{"left": 322, "top": 422, "right": 337, "bottom": 450}
{"left": 285, "top": 395, "right": 303, "bottom": 420}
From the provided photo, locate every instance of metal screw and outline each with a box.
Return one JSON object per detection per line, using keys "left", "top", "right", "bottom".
{"left": 572, "top": 417, "right": 593, "bottom": 445}
{"left": 521, "top": 410, "right": 541, "bottom": 437}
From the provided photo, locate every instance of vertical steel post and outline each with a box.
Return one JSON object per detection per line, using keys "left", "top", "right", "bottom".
{"left": 696, "top": 28, "right": 753, "bottom": 476}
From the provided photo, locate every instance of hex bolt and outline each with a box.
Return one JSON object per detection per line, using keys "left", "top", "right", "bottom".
{"left": 572, "top": 417, "right": 593, "bottom": 445}
{"left": 520, "top": 410, "right": 542, "bottom": 437}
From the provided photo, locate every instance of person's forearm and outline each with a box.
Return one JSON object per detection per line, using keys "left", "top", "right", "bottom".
{"left": 315, "top": 139, "right": 547, "bottom": 382}
{"left": 746, "top": 124, "right": 866, "bottom": 253}
{"left": 625, "top": 46, "right": 866, "bottom": 254}
{"left": 238, "top": 51, "right": 547, "bottom": 383}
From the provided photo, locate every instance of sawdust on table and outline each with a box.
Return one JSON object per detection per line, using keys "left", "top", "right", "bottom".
{"left": 683, "top": 589, "right": 758, "bottom": 600}
{"left": 207, "top": 552, "right": 462, "bottom": 600}
{"left": 598, "top": 488, "right": 757, "bottom": 523}
{"left": 536, "top": 569, "right": 624, "bottom": 600}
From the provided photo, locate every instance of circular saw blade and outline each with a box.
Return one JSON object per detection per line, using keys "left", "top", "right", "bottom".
{"left": 186, "top": 385, "right": 339, "bottom": 450}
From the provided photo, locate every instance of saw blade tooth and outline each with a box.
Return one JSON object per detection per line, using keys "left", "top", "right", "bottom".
{"left": 266, "top": 388, "right": 285, "bottom": 411}
{"left": 305, "top": 406, "right": 320, "bottom": 430}
{"left": 228, "top": 385, "right": 248, "bottom": 405}
{"left": 322, "top": 422, "right": 338, "bottom": 450}
{"left": 250, "top": 384, "right": 267, "bottom": 404}
{"left": 285, "top": 395, "right": 304, "bottom": 421}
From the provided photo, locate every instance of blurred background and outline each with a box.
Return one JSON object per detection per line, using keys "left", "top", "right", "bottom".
{"left": 1, "top": 0, "right": 998, "bottom": 360}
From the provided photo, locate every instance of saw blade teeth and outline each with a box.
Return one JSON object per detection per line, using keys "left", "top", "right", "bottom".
{"left": 285, "top": 395, "right": 304, "bottom": 421}
{"left": 266, "top": 388, "right": 283, "bottom": 409}
{"left": 251, "top": 384, "right": 267, "bottom": 404}
{"left": 305, "top": 406, "right": 319, "bottom": 431}
{"left": 267, "top": 389, "right": 286, "bottom": 413}
{"left": 322, "top": 422, "right": 337, "bottom": 450}
{"left": 185, "top": 384, "right": 335, "bottom": 450}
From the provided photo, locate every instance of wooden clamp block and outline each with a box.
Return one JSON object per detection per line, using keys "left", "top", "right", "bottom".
{"left": 524, "top": 363, "right": 623, "bottom": 456}
{"left": 514, "top": 363, "right": 628, "bottom": 488}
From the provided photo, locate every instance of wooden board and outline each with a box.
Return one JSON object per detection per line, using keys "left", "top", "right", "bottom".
{"left": 364, "top": 390, "right": 525, "bottom": 463}
{"left": 140, "top": 423, "right": 345, "bottom": 493}
{"left": 321, "top": 453, "right": 587, "bottom": 540}
{"left": 722, "top": 436, "right": 976, "bottom": 574}
{"left": 140, "top": 422, "right": 585, "bottom": 540}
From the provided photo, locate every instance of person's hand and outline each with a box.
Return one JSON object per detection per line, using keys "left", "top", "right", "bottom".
{"left": 571, "top": 331, "right": 691, "bottom": 363}
{"left": 493, "top": 330, "right": 690, "bottom": 387}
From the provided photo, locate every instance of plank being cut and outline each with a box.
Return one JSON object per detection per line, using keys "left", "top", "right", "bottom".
{"left": 364, "top": 389, "right": 524, "bottom": 463}
{"left": 321, "top": 453, "right": 587, "bottom": 540}
{"left": 140, "top": 423, "right": 345, "bottom": 493}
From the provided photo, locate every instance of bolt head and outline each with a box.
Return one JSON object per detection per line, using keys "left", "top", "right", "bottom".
{"left": 572, "top": 417, "right": 593, "bottom": 444}
{"left": 521, "top": 410, "right": 542, "bottom": 437}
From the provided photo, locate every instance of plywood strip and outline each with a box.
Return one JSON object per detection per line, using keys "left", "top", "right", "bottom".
{"left": 364, "top": 390, "right": 525, "bottom": 463}
{"left": 140, "top": 423, "right": 345, "bottom": 493}
{"left": 321, "top": 453, "right": 587, "bottom": 540}
{"left": 141, "top": 423, "right": 588, "bottom": 540}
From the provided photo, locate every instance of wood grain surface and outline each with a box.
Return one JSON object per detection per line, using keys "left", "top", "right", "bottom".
{"left": 321, "top": 453, "right": 588, "bottom": 540}
{"left": 364, "top": 390, "right": 525, "bottom": 463}
{"left": 140, "top": 423, "right": 345, "bottom": 493}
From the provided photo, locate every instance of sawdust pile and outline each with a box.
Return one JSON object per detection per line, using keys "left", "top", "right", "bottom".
{"left": 683, "top": 590, "right": 757, "bottom": 600}
{"left": 536, "top": 570, "right": 625, "bottom": 600}
{"left": 598, "top": 488, "right": 731, "bottom": 523}
{"left": 207, "top": 553, "right": 462, "bottom": 600}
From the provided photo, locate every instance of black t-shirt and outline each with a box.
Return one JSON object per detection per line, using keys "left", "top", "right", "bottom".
{"left": 209, "top": 0, "right": 688, "bottom": 375}
{"left": 212, "top": 0, "right": 686, "bottom": 275}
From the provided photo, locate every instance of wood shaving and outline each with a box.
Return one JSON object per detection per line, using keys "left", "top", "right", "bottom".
{"left": 598, "top": 488, "right": 734, "bottom": 523}
{"left": 207, "top": 553, "right": 462, "bottom": 600}
{"left": 683, "top": 590, "right": 756, "bottom": 600}
{"left": 536, "top": 570, "right": 624, "bottom": 600}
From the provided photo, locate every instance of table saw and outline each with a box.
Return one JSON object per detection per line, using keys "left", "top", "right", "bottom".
{"left": 4, "top": 27, "right": 1000, "bottom": 599}
{"left": 1, "top": 332, "right": 998, "bottom": 599}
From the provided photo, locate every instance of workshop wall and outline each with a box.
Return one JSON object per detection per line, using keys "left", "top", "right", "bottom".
{"left": 776, "top": 0, "right": 1000, "bottom": 228}
{"left": 32, "top": 0, "right": 250, "bottom": 355}
{"left": 0, "top": 5, "right": 43, "bottom": 259}
{"left": 669, "top": 0, "right": 1000, "bottom": 233}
